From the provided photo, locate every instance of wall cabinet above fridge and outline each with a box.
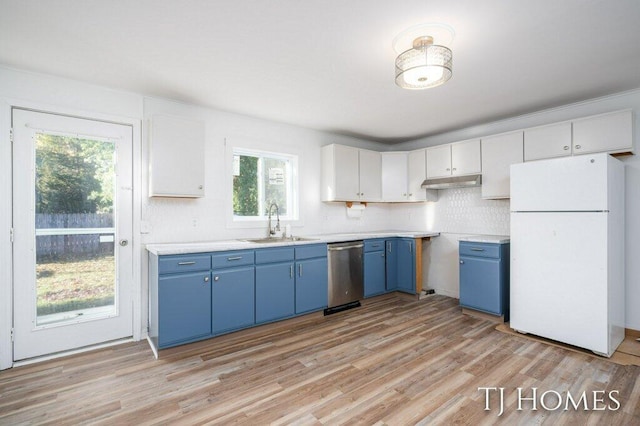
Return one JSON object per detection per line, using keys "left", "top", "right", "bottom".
{"left": 524, "top": 110, "right": 633, "bottom": 162}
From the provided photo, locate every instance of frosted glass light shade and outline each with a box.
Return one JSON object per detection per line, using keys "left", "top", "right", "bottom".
{"left": 395, "top": 43, "right": 452, "bottom": 89}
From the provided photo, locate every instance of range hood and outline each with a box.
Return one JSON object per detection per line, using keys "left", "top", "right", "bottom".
{"left": 421, "top": 174, "right": 482, "bottom": 190}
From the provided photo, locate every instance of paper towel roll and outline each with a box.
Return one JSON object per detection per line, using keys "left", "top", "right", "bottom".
{"left": 346, "top": 203, "right": 365, "bottom": 218}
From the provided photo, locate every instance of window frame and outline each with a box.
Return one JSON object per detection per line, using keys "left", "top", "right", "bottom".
{"left": 229, "top": 145, "right": 300, "bottom": 226}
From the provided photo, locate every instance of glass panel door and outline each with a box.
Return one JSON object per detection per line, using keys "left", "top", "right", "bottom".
{"left": 12, "top": 109, "right": 133, "bottom": 361}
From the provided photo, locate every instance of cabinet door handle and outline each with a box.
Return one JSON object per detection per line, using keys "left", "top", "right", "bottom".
{"left": 298, "top": 264, "right": 303, "bottom": 277}
{"left": 387, "top": 242, "right": 392, "bottom": 253}
{"left": 371, "top": 244, "right": 380, "bottom": 248}
{"left": 204, "top": 276, "right": 210, "bottom": 282}
{"left": 290, "top": 265, "right": 294, "bottom": 278}
{"left": 452, "top": 168, "right": 457, "bottom": 172}
{"left": 214, "top": 276, "right": 220, "bottom": 281}
{"left": 409, "top": 244, "right": 412, "bottom": 254}
{"left": 575, "top": 144, "right": 581, "bottom": 149}
{"left": 227, "top": 256, "right": 243, "bottom": 261}
{"left": 446, "top": 168, "right": 451, "bottom": 171}
{"left": 470, "top": 248, "right": 484, "bottom": 251}
{"left": 177, "top": 261, "right": 196, "bottom": 266}
{"left": 563, "top": 145, "right": 570, "bottom": 150}
{"left": 460, "top": 260, "right": 464, "bottom": 264}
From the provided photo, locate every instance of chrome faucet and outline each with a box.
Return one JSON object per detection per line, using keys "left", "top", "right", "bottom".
{"left": 267, "top": 202, "right": 280, "bottom": 237}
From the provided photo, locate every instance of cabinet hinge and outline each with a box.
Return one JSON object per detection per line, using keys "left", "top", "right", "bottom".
{"left": 10, "top": 328, "right": 14, "bottom": 342}
{"left": 9, "top": 128, "right": 13, "bottom": 143}
{"left": 9, "top": 227, "right": 14, "bottom": 243}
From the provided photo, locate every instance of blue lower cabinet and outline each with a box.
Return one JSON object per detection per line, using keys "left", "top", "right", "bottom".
{"left": 295, "top": 257, "right": 328, "bottom": 314}
{"left": 364, "top": 250, "right": 385, "bottom": 297}
{"left": 397, "top": 238, "right": 415, "bottom": 293}
{"left": 255, "top": 262, "right": 295, "bottom": 323}
{"left": 158, "top": 271, "right": 212, "bottom": 348}
{"left": 459, "top": 241, "right": 510, "bottom": 318}
{"left": 212, "top": 266, "right": 255, "bottom": 334}
{"left": 385, "top": 239, "right": 398, "bottom": 291}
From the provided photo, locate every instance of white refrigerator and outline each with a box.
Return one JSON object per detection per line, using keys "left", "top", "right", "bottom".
{"left": 510, "top": 153, "right": 625, "bottom": 357}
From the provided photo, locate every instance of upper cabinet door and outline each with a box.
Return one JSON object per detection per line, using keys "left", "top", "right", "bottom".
{"left": 359, "top": 149, "right": 382, "bottom": 202}
{"left": 524, "top": 122, "right": 572, "bottom": 161}
{"left": 426, "top": 145, "right": 452, "bottom": 178}
{"left": 150, "top": 114, "right": 205, "bottom": 197}
{"left": 572, "top": 110, "right": 633, "bottom": 155}
{"left": 407, "top": 149, "right": 427, "bottom": 201}
{"left": 481, "top": 132, "right": 523, "bottom": 199}
{"left": 381, "top": 152, "right": 408, "bottom": 202}
{"left": 451, "top": 139, "right": 481, "bottom": 176}
{"left": 330, "top": 144, "right": 360, "bottom": 201}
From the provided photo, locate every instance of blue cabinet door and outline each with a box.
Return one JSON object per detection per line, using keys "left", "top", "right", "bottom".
{"left": 212, "top": 266, "right": 255, "bottom": 334}
{"left": 364, "top": 251, "right": 386, "bottom": 297}
{"left": 295, "top": 257, "right": 328, "bottom": 314}
{"left": 397, "top": 238, "right": 415, "bottom": 293}
{"left": 158, "top": 271, "right": 211, "bottom": 348}
{"left": 385, "top": 239, "right": 398, "bottom": 291}
{"left": 255, "top": 262, "right": 295, "bottom": 323}
{"left": 459, "top": 256, "right": 501, "bottom": 314}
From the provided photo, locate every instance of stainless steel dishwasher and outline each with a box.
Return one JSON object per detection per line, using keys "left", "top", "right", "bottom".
{"left": 326, "top": 241, "right": 364, "bottom": 315}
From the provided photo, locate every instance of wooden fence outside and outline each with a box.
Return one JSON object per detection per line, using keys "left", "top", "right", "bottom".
{"left": 36, "top": 213, "right": 114, "bottom": 260}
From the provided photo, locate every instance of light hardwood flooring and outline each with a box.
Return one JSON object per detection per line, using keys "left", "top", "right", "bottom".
{"left": 1, "top": 294, "right": 640, "bottom": 425}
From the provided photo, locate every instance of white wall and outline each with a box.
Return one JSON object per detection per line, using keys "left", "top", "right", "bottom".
{"left": 141, "top": 96, "right": 392, "bottom": 245}
{"left": 391, "top": 88, "right": 640, "bottom": 330}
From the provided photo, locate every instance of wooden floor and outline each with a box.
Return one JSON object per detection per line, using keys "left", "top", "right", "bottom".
{"left": 1, "top": 294, "right": 640, "bottom": 425}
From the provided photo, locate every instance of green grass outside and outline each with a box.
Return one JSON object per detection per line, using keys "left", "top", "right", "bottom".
{"left": 36, "top": 255, "right": 115, "bottom": 316}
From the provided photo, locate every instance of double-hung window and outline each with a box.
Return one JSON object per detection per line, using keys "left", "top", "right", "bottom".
{"left": 232, "top": 148, "right": 299, "bottom": 222}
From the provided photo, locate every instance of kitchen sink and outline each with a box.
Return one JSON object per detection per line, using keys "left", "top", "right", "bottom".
{"left": 243, "top": 236, "right": 318, "bottom": 244}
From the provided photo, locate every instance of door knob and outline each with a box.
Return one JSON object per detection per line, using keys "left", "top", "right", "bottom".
{"left": 119, "top": 239, "right": 128, "bottom": 246}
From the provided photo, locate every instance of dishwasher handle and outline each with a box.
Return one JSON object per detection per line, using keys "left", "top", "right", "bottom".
{"left": 328, "top": 243, "right": 364, "bottom": 251}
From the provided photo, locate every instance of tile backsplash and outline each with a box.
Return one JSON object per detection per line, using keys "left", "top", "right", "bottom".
{"left": 430, "top": 187, "right": 510, "bottom": 235}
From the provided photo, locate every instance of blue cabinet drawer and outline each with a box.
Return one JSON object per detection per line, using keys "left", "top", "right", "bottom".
{"left": 295, "top": 243, "right": 327, "bottom": 260}
{"left": 364, "top": 239, "right": 385, "bottom": 253}
{"left": 459, "top": 242, "right": 501, "bottom": 258}
{"left": 255, "top": 247, "right": 295, "bottom": 264}
{"left": 211, "top": 250, "right": 254, "bottom": 268}
{"left": 158, "top": 254, "right": 211, "bottom": 274}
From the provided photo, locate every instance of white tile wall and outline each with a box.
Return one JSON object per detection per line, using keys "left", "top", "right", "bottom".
{"left": 427, "top": 187, "right": 510, "bottom": 235}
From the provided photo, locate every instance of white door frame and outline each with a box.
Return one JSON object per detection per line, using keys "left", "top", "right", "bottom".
{"left": 0, "top": 98, "right": 142, "bottom": 370}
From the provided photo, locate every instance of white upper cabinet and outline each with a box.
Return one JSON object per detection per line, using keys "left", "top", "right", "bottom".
{"left": 149, "top": 114, "right": 205, "bottom": 197}
{"left": 407, "top": 149, "right": 427, "bottom": 201}
{"left": 426, "top": 145, "right": 452, "bottom": 178}
{"left": 321, "top": 144, "right": 381, "bottom": 202}
{"left": 572, "top": 110, "right": 633, "bottom": 155}
{"left": 427, "top": 139, "right": 481, "bottom": 179}
{"left": 524, "top": 110, "right": 633, "bottom": 161}
{"left": 358, "top": 148, "right": 382, "bottom": 201}
{"left": 524, "top": 122, "right": 572, "bottom": 161}
{"left": 481, "top": 132, "right": 523, "bottom": 199}
{"left": 452, "top": 139, "right": 482, "bottom": 175}
{"left": 381, "top": 152, "right": 408, "bottom": 202}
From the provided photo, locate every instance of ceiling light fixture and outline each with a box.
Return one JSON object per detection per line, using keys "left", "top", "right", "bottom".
{"left": 393, "top": 23, "right": 454, "bottom": 90}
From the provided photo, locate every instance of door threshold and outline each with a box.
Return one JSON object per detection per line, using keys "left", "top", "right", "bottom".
{"left": 12, "top": 337, "right": 134, "bottom": 368}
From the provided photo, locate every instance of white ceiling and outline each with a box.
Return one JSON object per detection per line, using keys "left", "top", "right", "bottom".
{"left": 1, "top": 0, "right": 640, "bottom": 143}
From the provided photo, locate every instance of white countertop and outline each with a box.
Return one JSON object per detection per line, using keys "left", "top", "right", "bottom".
{"left": 146, "top": 230, "right": 440, "bottom": 255}
{"left": 458, "top": 235, "right": 510, "bottom": 244}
